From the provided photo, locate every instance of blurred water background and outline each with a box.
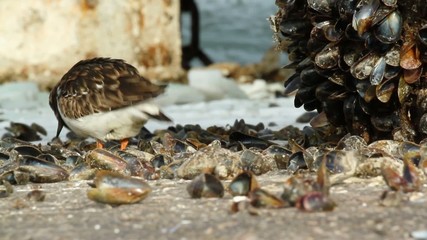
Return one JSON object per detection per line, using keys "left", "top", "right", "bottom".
{"left": 0, "top": 1, "right": 308, "bottom": 141}
{"left": 181, "top": 0, "right": 281, "bottom": 65}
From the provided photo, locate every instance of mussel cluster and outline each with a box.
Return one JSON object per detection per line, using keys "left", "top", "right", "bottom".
{"left": 273, "top": 0, "right": 427, "bottom": 143}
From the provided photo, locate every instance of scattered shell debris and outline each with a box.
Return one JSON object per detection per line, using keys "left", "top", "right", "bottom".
{"left": 1, "top": 118, "right": 426, "bottom": 213}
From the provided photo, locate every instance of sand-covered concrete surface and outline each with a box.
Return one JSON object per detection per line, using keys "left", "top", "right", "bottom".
{"left": 1, "top": 173, "right": 426, "bottom": 240}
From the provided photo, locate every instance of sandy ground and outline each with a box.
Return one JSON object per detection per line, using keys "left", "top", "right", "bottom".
{"left": 1, "top": 173, "right": 426, "bottom": 240}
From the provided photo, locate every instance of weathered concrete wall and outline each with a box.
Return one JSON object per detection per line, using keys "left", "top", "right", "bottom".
{"left": 0, "top": 0, "right": 183, "bottom": 89}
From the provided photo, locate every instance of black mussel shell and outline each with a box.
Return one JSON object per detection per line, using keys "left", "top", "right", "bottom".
{"left": 228, "top": 171, "right": 259, "bottom": 196}
{"left": 187, "top": 173, "right": 224, "bottom": 198}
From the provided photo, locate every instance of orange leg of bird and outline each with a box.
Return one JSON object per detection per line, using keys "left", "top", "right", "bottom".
{"left": 120, "top": 138, "right": 129, "bottom": 150}
{"left": 96, "top": 140, "right": 104, "bottom": 149}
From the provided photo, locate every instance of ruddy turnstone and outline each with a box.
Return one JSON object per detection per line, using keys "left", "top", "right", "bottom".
{"left": 49, "top": 57, "right": 171, "bottom": 150}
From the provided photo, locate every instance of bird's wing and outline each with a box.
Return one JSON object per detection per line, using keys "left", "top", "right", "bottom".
{"left": 54, "top": 58, "right": 166, "bottom": 119}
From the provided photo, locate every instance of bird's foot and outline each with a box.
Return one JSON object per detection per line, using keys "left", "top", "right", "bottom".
{"left": 120, "top": 138, "right": 129, "bottom": 150}
{"left": 96, "top": 140, "right": 105, "bottom": 149}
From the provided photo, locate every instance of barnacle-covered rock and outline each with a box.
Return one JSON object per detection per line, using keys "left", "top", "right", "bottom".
{"left": 239, "top": 149, "right": 278, "bottom": 175}
{"left": 176, "top": 140, "right": 240, "bottom": 179}
{"left": 85, "top": 149, "right": 128, "bottom": 175}
{"left": 273, "top": 0, "right": 427, "bottom": 143}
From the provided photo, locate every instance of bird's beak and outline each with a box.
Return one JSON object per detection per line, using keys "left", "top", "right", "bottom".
{"left": 56, "top": 119, "right": 64, "bottom": 138}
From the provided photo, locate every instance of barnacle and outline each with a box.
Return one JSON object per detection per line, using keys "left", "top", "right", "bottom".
{"left": 273, "top": 0, "right": 427, "bottom": 143}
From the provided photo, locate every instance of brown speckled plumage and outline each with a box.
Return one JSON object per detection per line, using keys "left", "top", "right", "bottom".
{"left": 49, "top": 57, "right": 170, "bottom": 140}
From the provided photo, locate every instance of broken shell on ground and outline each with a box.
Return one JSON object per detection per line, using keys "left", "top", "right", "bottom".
{"left": 312, "top": 150, "right": 360, "bottom": 175}
{"left": 228, "top": 171, "right": 259, "bottom": 196}
{"left": 186, "top": 138, "right": 207, "bottom": 150}
{"left": 18, "top": 156, "right": 69, "bottom": 183}
{"left": 117, "top": 151, "right": 150, "bottom": 177}
{"left": 381, "top": 166, "right": 406, "bottom": 191}
{"left": 69, "top": 164, "right": 97, "bottom": 181}
{"left": 26, "top": 189, "right": 46, "bottom": 202}
{"left": 228, "top": 131, "right": 274, "bottom": 150}
{"left": 0, "top": 180, "right": 13, "bottom": 198}
{"left": 230, "top": 196, "right": 259, "bottom": 215}
{"left": 282, "top": 175, "right": 314, "bottom": 206}
{"left": 85, "top": 149, "right": 128, "bottom": 174}
{"left": 1, "top": 169, "right": 31, "bottom": 185}
{"left": 87, "top": 170, "right": 152, "bottom": 205}
{"left": 262, "top": 145, "right": 291, "bottom": 169}
{"left": 13, "top": 145, "right": 42, "bottom": 157}
{"left": 295, "top": 192, "right": 336, "bottom": 212}
{"left": 381, "top": 154, "right": 422, "bottom": 193}
{"left": 186, "top": 173, "right": 224, "bottom": 198}
{"left": 249, "top": 188, "right": 287, "bottom": 208}
{"left": 287, "top": 151, "right": 308, "bottom": 173}
{"left": 150, "top": 154, "right": 167, "bottom": 169}
{"left": 3, "top": 122, "right": 46, "bottom": 142}
{"left": 379, "top": 190, "right": 406, "bottom": 207}
{"left": 282, "top": 158, "right": 332, "bottom": 206}
{"left": 313, "top": 150, "right": 360, "bottom": 184}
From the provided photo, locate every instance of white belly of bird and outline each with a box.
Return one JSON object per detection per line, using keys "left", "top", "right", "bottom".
{"left": 59, "top": 102, "right": 161, "bottom": 141}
